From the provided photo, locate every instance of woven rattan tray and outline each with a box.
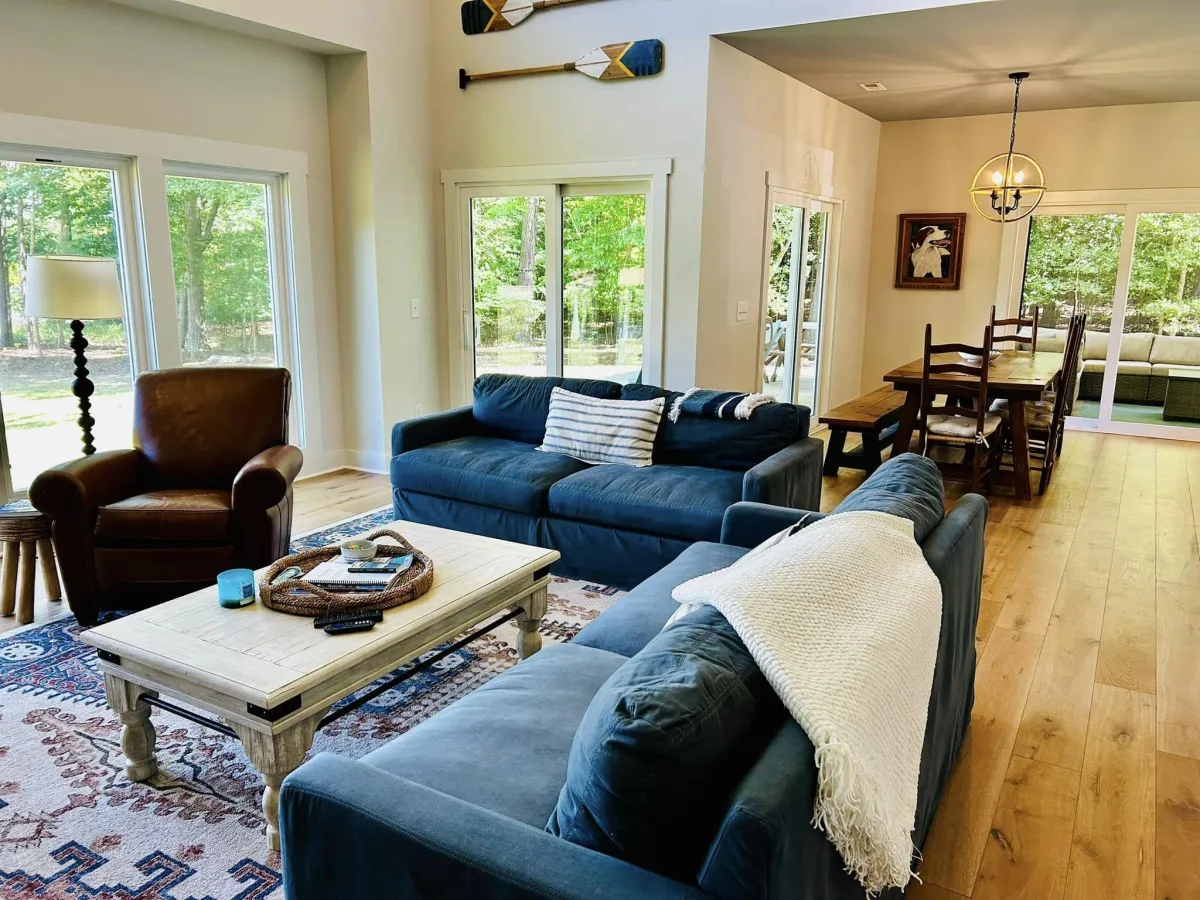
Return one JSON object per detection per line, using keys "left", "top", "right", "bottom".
{"left": 258, "top": 528, "right": 435, "bottom": 617}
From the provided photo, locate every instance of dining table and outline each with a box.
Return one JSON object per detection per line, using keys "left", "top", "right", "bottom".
{"left": 883, "top": 350, "right": 1065, "bottom": 501}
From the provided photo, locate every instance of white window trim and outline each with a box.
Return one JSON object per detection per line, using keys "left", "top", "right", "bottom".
{"left": 997, "top": 187, "right": 1200, "bottom": 444}
{"left": 755, "top": 179, "right": 844, "bottom": 424}
{"left": 442, "top": 159, "right": 671, "bottom": 404}
{"left": 0, "top": 111, "right": 324, "bottom": 466}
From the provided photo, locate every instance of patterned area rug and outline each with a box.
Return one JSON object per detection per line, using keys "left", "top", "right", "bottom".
{"left": 0, "top": 510, "right": 621, "bottom": 898}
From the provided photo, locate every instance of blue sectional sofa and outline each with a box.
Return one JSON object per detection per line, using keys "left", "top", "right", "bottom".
{"left": 282, "top": 455, "right": 987, "bottom": 900}
{"left": 390, "top": 374, "right": 823, "bottom": 589}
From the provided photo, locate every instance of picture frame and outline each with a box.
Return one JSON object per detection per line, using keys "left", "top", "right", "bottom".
{"left": 894, "top": 213, "right": 966, "bottom": 290}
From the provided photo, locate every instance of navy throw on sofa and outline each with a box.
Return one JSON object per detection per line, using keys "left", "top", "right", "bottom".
{"left": 390, "top": 374, "right": 824, "bottom": 589}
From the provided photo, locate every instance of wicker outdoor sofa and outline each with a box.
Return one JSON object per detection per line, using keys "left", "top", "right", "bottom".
{"left": 1050, "top": 330, "right": 1200, "bottom": 405}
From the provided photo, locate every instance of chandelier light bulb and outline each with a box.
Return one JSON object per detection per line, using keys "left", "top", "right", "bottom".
{"left": 991, "top": 170, "right": 1005, "bottom": 186}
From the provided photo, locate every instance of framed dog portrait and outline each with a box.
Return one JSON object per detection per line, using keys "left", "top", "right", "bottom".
{"left": 894, "top": 213, "right": 966, "bottom": 290}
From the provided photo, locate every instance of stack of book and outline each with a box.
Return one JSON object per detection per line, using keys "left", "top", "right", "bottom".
{"left": 303, "top": 556, "right": 412, "bottom": 594}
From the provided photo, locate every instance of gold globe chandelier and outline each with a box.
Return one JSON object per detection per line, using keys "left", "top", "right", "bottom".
{"left": 970, "top": 72, "right": 1046, "bottom": 223}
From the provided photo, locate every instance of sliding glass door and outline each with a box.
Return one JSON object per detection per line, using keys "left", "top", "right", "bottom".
{"left": 1013, "top": 198, "right": 1200, "bottom": 439}
{"left": 464, "top": 182, "right": 648, "bottom": 386}
{"left": 760, "top": 191, "right": 834, "bottom": 413}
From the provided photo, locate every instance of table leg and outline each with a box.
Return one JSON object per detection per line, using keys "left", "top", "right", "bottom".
{"left": 860, "top": 430, "right": 884, "bottom": 473}
{"left": 516, "top": 585, "right": 547, "bottom": 660}
{"left": 1009, "top": 398, "right": 1033, "bottom": 502}
{"left": 892, "top": 388, "right": 921, "bottom": 455}
{"left": 0, "top": 542, "right": 17, "bottom": 617}
{"left": 234, "top": 714, "right": 322, "bottom": 852}
{"left": 38, "top": 539, "right": 61, "bottom": 601}
{"left": 16, "top": 541, "right": 36, "bottom": 625}
{"left": 103, "top": 673, "right": 159, "bottom": 781}
{"left": 823, "top": 429, "right": 847, "bottom": 476}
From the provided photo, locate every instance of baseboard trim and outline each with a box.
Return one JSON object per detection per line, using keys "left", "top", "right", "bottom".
{"left": 296, "top": 449, "right": 389, "bottom": 480}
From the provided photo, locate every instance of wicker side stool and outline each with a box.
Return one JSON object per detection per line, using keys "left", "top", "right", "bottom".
{"left": 0, "top": 506, "right": 61, "bottom": 626}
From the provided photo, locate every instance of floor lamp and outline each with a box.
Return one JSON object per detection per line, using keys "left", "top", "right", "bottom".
{"left": 23, "top": 256, "right": 125, "bottom": 457}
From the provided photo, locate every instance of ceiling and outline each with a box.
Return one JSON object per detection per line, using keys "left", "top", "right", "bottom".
{"left": 718, "top": 0, "right": 1200, "bottom": 122}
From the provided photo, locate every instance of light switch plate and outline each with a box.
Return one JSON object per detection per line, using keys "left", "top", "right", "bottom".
{"left": 415, "top": 403, "right": 425, "bottom": 417}
{"left": 410, "top": 298, "right": 420, "bottom": 318}
{"left": 735, "top": 301, "right": 749, "bottom": 322}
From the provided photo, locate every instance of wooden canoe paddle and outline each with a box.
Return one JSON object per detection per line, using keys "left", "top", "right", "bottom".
{"left": 459, "top": 39, "right": 664, "bottom": 89}
{"left": 461, "top": 0, "right": 605, "bottom": 35}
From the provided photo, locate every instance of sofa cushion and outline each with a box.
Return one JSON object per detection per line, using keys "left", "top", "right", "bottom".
{"left": 1120, "top": 332, "right": 1155, "bottom": 362}
{"left": 95, "top": 489, "right": 232, "bottom": 542}
{"left": 832, "top": 452, "right": 944, "bottom": 542}
{"left": 1083, "top": 330, "right": 1110, "bottom": 360}
{"left": 363, "top": 642, "right": 627, "bottom": 828}
{"left": 474, "top": 374, "right": 620, "bottom": 445}
{"left": 1150, "top": 333, "right": 1200, "bottom": 367}
{"left": 1081, "top": 359, "right": 1152, "bottom": 375}
{"left": 548, "top": 464, "right": 743, "bottom": 543}
{"left": 548, "top": 605, "right": 784, "bottom": 881}
{"left": 1153, "top": 363, "right": 1200, "bottom": 376}
{"left": 1035, "top": 328, "right": 1068, "bottom": 353}
{"left": 573, "top": 541, "right": 747, "bottom": 657}
{"left": 391, "top": 436, "right": 589, "bottom": 515}
{"left": 620, "top": 385, "right": 806, "bottom": 471}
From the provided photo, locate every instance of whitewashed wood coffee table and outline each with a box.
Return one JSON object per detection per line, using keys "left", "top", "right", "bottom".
{"left": 82, "top": 520, "right": 559, "bottom": 850}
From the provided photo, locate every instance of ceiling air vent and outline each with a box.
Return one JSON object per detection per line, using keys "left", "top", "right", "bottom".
{"left": 858, "top": 82, "right": 888, "bottom": 93}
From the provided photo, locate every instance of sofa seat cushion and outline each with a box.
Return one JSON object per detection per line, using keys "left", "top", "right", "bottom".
{"left": 548, "top": 464, "right": 743, "bottom": 543}
{"left": 474, "top": 374, "right": 621, "bottom": 445}
{"left": 392, "top": 436, "right": 589, "bottom": 515}
{"left": 1150, "top": 333, "right": 1200, "bottom": 367}
{"left": 1082, "top": 359, "right": 1152, "bottom": 375}
{"left": 1154, "top": 363, "right": 1200, "bottom": 376}
{"left": 573, "top": 541, "right": 747, "bottom": 657}
{"left": 363, "top": 642, "right": 627, "bottom": 828}
{"left": 95, "top": 489, "right": 231, "bottom": 542}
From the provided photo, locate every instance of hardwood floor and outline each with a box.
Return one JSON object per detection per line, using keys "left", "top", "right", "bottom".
{"left": 3, "top": 432, "right": 1200, "bottom": 896}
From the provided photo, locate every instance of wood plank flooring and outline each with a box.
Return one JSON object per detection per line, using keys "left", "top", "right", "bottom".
{"left": 6, "top": 431, "right": 1200, "bottom": 896}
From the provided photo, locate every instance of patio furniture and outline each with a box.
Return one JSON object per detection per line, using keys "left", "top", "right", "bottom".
{"left": 818, "top": 385, "right": 905, "bottom": 475}
{"left": 0, "top": 506, "right": 61, "bottom": 626}
{"left": 1164, "top": 368, "right": 1200, "bottom": 422}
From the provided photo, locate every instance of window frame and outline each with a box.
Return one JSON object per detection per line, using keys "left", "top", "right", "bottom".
{"left": 443, "top": 160, "right": 671, "bottom": 404}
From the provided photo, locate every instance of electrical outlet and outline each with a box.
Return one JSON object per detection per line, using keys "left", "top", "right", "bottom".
{"left": 410, "top": 298, "right": 420, "bottom": 318}
{"left": 735, "top": 301, "right": 749, "bottom": 322}
{"left": 415, "top": 403, "right": 425, "bottom": 417}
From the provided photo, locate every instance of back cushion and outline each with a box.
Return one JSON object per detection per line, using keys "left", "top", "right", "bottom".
{"left": 833, "top": 452, "right": 945, "bottom": 542}
{"left": 1120, "top": 333, "right": 1155, "bottom": 362}
{"left": 547, "top": 605, "right": 783, "bottom": 882}
{"left": 135, "top": 367, "right": 290, "bottom": 488}
{"left": 1149, "top": 333, "right": 1200, "bottom": 367}
{"left": 620, "top": 385, "right": 806, "bottom": 471}
{"left": 473, "top": 374, "right": 620, "bottom": 445}
{"left": 1083, "top": 330, "right": 1109, "bottom": 360}
{"left": 1035, "top": 328, "right": 1067, "bottom": 353}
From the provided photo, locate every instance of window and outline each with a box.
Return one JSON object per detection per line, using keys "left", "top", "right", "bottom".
{"left": 0, "top": 158, "right": 136, "bottom": 493}
{"left": 166, "top": 174, "right": 279, "bottom": 367}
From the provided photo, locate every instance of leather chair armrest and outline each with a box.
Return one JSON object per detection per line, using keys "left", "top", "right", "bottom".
{"left": 29, "top": 449, "right": 144, "bottom": 520}
{"left": 233, "top": 444, "right": 304, "bottom": 512}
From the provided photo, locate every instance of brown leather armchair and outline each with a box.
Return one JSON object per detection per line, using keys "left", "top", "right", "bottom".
{"left": 30, "top": 367, "right": 303, "bottom": 626}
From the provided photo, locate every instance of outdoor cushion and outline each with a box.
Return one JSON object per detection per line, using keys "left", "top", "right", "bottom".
{"left": 548, "top": 605, "right": 784, "bottom": 882}
{"left": 1082, "top": 359, "right": 1152, "bottom": 375}
{"left": 1036, "top": 328, "right": 1068, "bottom": 353}
{"left": 620, "top": 384, "right": 806, "bottom": 471}
{"left": 473, "top": 374, "right": 620, "bottom": 445}
{"left": 391, "top": 436, "right": 589, "bottom": 516}
{"left": 832, "top": 452, "right": 945, "bottom": 542}
{"left": 548, "top": 463, "right": 743, "bottom": 543}
{"left": 364, "top": 642, "right": 627, "bottom": 829}
{"left": 95, "top": 489, "right": 231, "bottom": 542}
{"left": 1120, "top": 332, "right": 1155, "bottom": 362}
{"left": 1150, "top": 333, "right": 1200, "bottom": 367}
{"left": 1083, "top": 330, "right": 1110, "bottom": 360}
{"left": 572, "top": 541, "right": 747, "bottom": 658}
{"left": 1153, "top": 363, "right": 1200, "bottom": 376}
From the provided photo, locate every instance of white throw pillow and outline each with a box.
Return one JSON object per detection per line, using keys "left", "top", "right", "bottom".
{"left": 539, "top": 387, "right": 664, "bottom": 468}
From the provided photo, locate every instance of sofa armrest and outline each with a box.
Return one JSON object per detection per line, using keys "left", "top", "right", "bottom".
{"left": 392, "top": 406, "right": 475, "bottom": 457}
{"left": 742, "top": 436, "right": 823, "bottom": 510}
{"left": 281, "top": 754, "right": 708, "bottom": 900}
{"left": 233, "top": 444, "right": 304, "bottom": 512}
{"left": 720, "top": 502, "right": 827, "bottom": 549}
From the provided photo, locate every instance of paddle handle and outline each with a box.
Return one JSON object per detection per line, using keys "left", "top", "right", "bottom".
{"left": 460, "top": 62, "right": 575, "bottom": 89}
{"left": 534, "top": 0, "right": 595, "bottom": 7}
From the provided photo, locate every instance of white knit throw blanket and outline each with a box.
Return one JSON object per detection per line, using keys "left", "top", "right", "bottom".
{"left": 671, "top": 511, "right": 942, "bottom": 894}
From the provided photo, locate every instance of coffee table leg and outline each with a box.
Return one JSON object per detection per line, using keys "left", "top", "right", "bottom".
{"left": 103, "top": 673, "right": 159, "bottom": 782}
{"left": 516, "top": 585, "right": 547, "bottom": 660}
{"left": 234, "top": 715, "right": 322, "bottom": 852}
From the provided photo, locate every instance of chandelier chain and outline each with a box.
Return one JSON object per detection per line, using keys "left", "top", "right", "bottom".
{"left": 1007, "top": 75, "right": 1023, "bottom": 160}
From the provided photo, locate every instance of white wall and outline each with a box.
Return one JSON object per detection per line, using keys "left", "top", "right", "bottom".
{"left": 0, "top": 0, "right": 345, "bottom": 468}
{"left": 862, "top": 100, "right": 1200, "bottom": 387}
{"left": 699, "top": 40, "right": 881, "bottom": 409}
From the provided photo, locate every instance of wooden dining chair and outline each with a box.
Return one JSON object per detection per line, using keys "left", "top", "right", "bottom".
{"left": 990, "top": 304, "right": 1040, "bottom": 353}
{"left": 1025, "top": 313, "right": 1086, "bottom": 494}
{"left": 918, "top": 324, "right": 1005, "bottom": 494}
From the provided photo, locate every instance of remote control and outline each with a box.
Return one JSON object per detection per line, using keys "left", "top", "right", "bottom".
{"left": 314, "top": 609, "right": 383, "bottom": 629}
{"left": 324, "top": 618, "right": 378, "bottom": 635}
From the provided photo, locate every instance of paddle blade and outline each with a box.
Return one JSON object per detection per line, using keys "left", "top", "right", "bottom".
{"left": 575, "top": 39, "right": 664, "bottom": 80}
{"left": 461, "top": 0, "right": 533, "bottom": 34}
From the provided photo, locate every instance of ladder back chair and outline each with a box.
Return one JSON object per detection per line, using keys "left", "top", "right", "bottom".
{"left": 919, "top": 324, "right": 1005, "bottom": 494}
{"left": 990, "top": 304, "right": 1040, "bottom": 353}
{"left": 1025, "top": 312, "right": 1086, "bottom": 494}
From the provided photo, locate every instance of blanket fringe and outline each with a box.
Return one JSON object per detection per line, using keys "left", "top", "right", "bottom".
{"left": 811, "top": 737, "right": 920, "bottom": 897}
{"left": 733, "top": 392, "right": 774, "bottom": 420}
{"left": 668, "top": 388, "right": 697, "bottom": 423}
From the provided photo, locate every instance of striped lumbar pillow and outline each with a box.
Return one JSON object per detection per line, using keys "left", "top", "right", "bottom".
{"left": 540, "top": 387, "right": 664, "bottom": 467}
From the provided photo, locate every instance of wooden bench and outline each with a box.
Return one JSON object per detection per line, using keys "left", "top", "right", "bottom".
{"left": 819, "top": 386, "right": 907, "bottom": 476}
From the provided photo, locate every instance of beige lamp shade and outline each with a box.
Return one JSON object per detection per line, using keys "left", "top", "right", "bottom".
{"left": 24, "top": 255, "right": 125, "bottom": 320}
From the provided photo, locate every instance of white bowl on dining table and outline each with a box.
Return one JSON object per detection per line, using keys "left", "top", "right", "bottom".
{"left": 959, "top": 350, "right": 1002, "bottom": 365}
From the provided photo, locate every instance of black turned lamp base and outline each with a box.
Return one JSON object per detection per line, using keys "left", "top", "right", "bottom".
{"left": 70, "top": 319, "right": 97, "bottom": 456}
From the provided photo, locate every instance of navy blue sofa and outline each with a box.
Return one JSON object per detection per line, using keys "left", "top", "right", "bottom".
{"left": 390, "top": 374, "right": 823, "bottom": 589}
{"left": 282, "top": 455, "right": 987, "bottom": 900}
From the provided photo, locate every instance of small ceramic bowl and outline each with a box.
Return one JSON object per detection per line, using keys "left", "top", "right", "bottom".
{"left": 339, "top": 539, "right": 378, "bottom": 561}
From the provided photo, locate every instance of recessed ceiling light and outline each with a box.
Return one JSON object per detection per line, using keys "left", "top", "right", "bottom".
{"left": 858, "top": 82, "right": 888, "bottom": 93}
